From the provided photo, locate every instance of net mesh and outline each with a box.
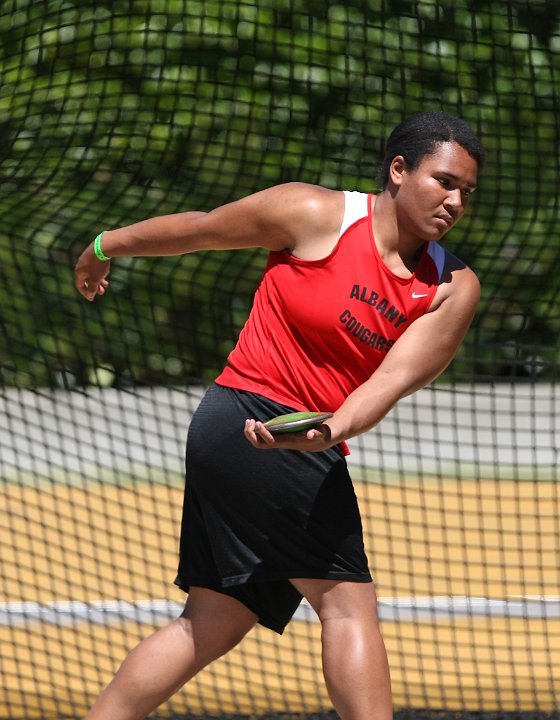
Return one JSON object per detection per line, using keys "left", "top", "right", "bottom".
{"left": 1, "top": 1, "right": 559, "bottom": 718}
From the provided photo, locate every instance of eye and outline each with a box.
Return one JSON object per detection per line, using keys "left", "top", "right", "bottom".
{"left": 437, "top": 177, "right": 451, "bottom": 188}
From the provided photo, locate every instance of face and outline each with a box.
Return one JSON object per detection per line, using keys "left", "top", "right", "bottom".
{"left": 390, "top": 141, "right": 479, "bottom": 242}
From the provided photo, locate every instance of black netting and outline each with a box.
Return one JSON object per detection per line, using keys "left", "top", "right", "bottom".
{"left": 1, "top": 1, "right": 559, "bottom": 719}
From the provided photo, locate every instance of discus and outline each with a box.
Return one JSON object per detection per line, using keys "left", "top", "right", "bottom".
{"left": 263, "top": 411, "right": 333, "bottom": 435}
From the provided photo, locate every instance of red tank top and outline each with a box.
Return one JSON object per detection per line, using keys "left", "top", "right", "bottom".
{"left": 216, "top": 192, "right": 443, "bottom": 413}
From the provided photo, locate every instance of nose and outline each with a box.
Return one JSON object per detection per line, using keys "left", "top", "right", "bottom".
{"left": 444, "top": 188, "right": 465, "bottom": 215}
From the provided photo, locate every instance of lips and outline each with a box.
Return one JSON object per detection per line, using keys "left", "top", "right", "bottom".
{"left": 435, "top": 214, "right": 453, "bottom": 228}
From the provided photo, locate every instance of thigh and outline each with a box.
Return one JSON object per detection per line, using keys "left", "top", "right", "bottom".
{"left": 179, "top": 586, "right": 258, "bottom": 668}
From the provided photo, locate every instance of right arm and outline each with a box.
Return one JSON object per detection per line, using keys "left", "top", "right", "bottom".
{"left": 74, "top": 182, "right": 343, "bottom": 300}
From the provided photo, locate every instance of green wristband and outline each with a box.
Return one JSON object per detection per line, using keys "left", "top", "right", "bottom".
{"left": 94, "top": 232, "right": 111, "bottom": 262}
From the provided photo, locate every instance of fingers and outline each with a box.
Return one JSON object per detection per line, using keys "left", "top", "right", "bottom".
{"left": 244, "top": 419, "right": 276, "bottom": 448}
{"left": 76, "top": 277, "right": 93, "bottom": 301}
{"left": 243, "top": 419, "right": 332, "bottom": 451}
{"left": 74, "top": 244, "right": 111, "bottom": 300}
{"left": 76, "top": 276, "right": 110, "bottom": 301}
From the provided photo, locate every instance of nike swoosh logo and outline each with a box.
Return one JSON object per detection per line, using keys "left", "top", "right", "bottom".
{"left": 411, "top": 292, "right": 428, "bottom": 299}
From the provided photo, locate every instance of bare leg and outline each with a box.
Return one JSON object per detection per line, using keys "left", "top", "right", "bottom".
{"left": 291, "top": 578, "right": 392, "bottom": 720}
{"left": 84, "top": 587, "right": 257, "bottom": 720}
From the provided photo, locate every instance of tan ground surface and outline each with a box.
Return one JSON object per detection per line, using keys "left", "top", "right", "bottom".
{"left": 1, "top": 478, "right": 558, "bottom": 716}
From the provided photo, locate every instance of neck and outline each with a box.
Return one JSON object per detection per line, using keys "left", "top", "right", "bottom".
{"left": 372, "top": 191, "right": 426, "bottom": 274}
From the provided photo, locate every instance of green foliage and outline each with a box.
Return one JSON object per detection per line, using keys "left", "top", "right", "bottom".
{"left": 1, "top": 0, "right": 559, "bottom": 387}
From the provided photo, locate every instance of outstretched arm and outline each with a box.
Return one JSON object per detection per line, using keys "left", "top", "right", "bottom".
{"left": 74, "top": 183, "right": 343, "bottom": 300}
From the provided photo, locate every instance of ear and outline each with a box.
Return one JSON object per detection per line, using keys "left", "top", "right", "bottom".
{"left": 389, "top": 155, "right": 407, "bottom": 187}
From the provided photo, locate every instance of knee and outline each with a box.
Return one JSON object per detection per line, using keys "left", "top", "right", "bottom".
{"left": 177, "top": 600, "right": 255, "bottom": 659}
{"left": 314, "top": 582, "right": 380, "bottom": 626}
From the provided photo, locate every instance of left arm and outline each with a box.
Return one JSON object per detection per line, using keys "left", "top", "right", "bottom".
{"left": 245, "top": 263, "right": 480, "bottom": 450}
{"left": 323, "top": 264, "right": 480, "bottom": 445}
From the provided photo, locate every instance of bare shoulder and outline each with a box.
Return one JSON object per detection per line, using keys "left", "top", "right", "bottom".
{"left": 192, "top": 182, "right": 343, "bottom": 252}
{"left": 431, "top": 246, "right": 480, "bottom": 313}
{"left": 201, "top": 182, "right": 343, "bottom": 253}
{"left": 252, "top": 182, "right": 343, "bottom": 229}
{"left": 263, "top": 182, "right": 345, "bottom": 257}
{"left": 233, "top": 182, "right": 340, "bottom": 216}
{"left": 262, "top": 181, "right": 341, "bottom": 204}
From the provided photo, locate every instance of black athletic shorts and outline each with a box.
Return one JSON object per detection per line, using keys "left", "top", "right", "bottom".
{"left": 174, "top": 384, "right": 371, "bottom": 634}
